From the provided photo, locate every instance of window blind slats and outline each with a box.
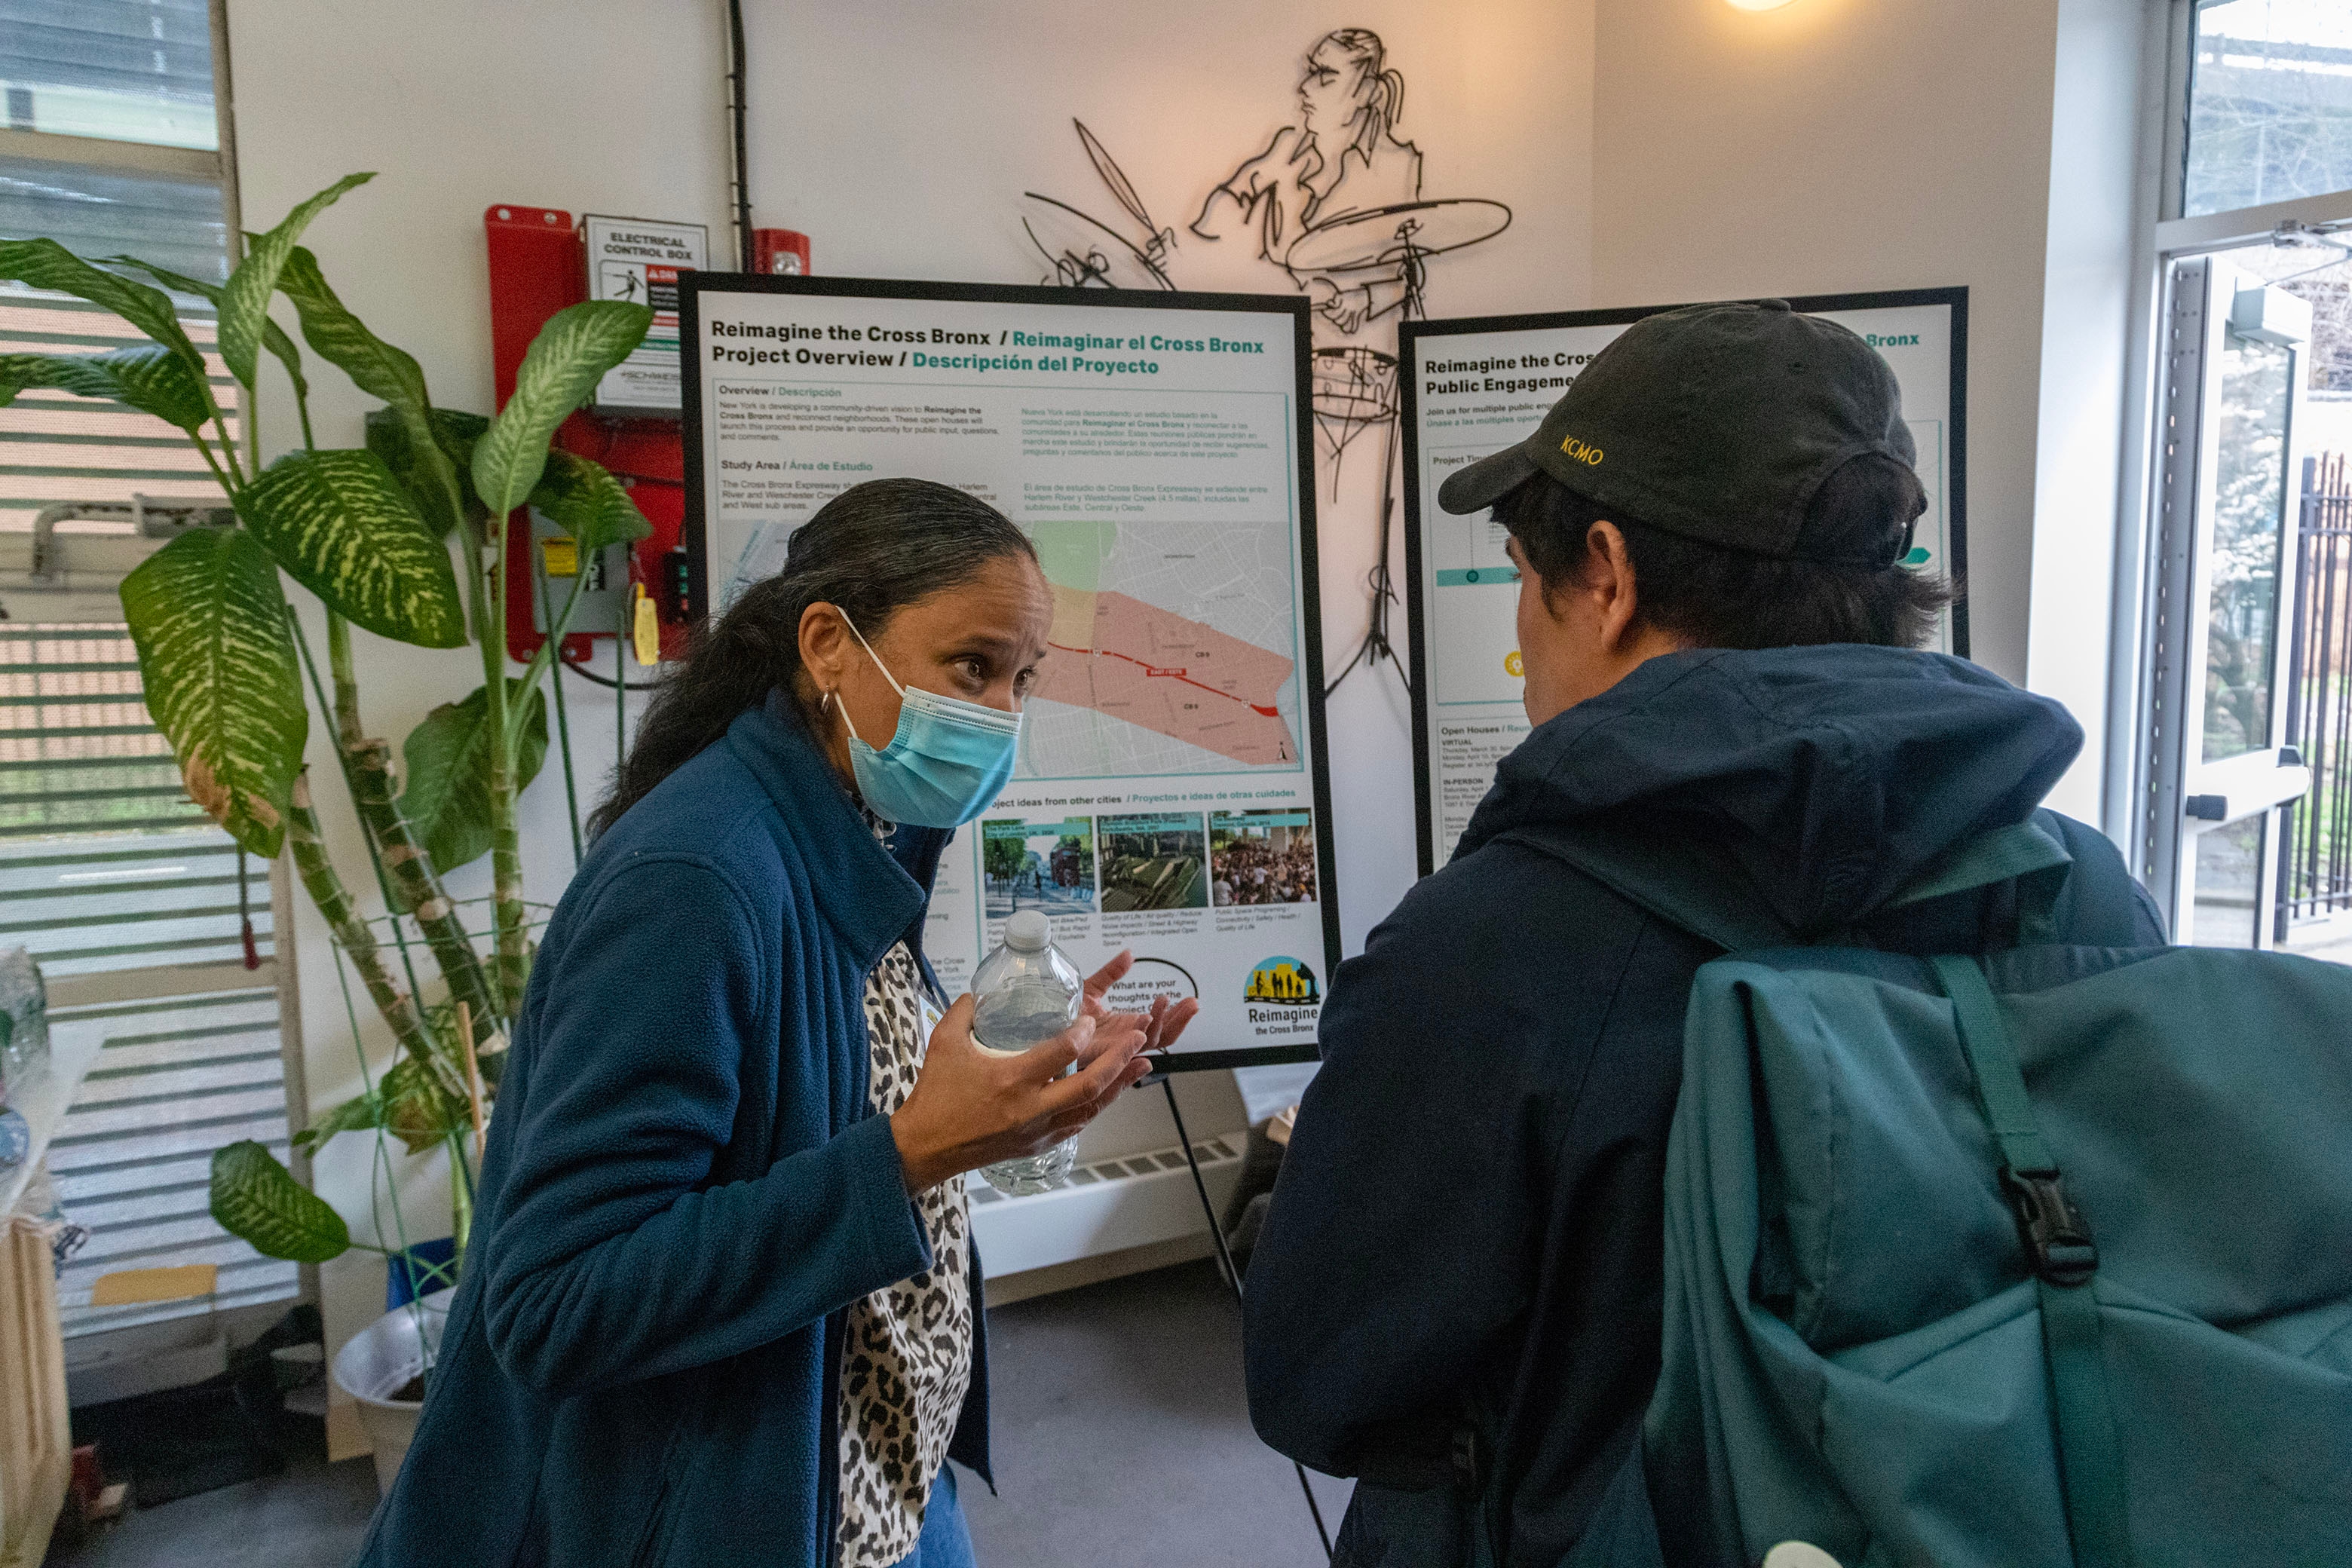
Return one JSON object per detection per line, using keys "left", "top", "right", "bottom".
{"left": 5, "top": 620, "right": 298, "bottom": 1337}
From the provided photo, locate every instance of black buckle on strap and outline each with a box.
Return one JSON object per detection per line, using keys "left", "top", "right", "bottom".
{"left": 2003, "top": 1168, "right": 2099, "bottom": 1288}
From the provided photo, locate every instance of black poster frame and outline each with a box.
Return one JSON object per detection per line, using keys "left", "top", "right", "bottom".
{"left": 680, "top": 271, "right": 1334, "bottom": 1068}
{"left": 1397, "top": 286, "right": 1971, "bottom": 877}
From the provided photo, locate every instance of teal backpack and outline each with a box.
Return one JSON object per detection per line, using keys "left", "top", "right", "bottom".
{"left": 1545, "top": 811, "right": 2352, "bottom": 1568}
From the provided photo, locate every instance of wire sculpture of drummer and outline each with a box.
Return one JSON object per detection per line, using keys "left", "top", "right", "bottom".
{"left": 1191, "top": 29, "right": 1422, "bottom": 341}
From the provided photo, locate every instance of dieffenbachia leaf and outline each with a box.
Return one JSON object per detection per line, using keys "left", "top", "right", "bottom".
{"left": 292, "top": 1086, "right": 387, "bottom": 1153}
{"left": 275, "top": 243, "right": 475, "bottom": 537}
{"left": 243, "top": 449, "right": 467, "bottom": 648}
{"left": 0, "top": 345, "right": 213, "bottom": 434}
{"left": 216, "top": 172, "right": 372, "bottom": 390}
{"left": 277, "top": 243, "right": 427, "bottom": 415}
{"left": 104, "top": 253, "right": 308, "bottom": 409}
{"left": 366, "top": 405, "right": 490, "bottom": 540}
{"left": 400, "top": 680, "right": 548, "bottom": 875}
{"left": 210, "top": 1141, "right": 350, "bottom": 1263}
{"left": 120, "top": 528, "right": 307, "bottom": 857}
{"left": 472, "top": 300, "right": 652, "bottom": 517}
{"left": 528, "top": 449, "right": 652, "bottom": 555}
{"left": 0, "top": 237, "right": 210, "bottom": 380}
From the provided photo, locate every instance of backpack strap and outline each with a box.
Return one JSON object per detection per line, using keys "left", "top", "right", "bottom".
{"left": 1929, "top": 955, "right": 2136, "bottom": 1568}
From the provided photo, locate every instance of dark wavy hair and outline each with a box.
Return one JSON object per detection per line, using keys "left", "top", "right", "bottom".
{"left": 1492, "top": 455, "right": 1953, "bottom": 651}
{"left": 588, "top": 478, "right": 1037, "bottom": 838}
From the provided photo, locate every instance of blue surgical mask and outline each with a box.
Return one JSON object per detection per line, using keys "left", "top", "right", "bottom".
{"left": 831, "top": 614, "right": 1021, "bottom": 828}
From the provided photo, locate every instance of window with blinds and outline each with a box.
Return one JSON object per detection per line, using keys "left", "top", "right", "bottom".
{"left": 2, "top": 3, "right": 305, "bottom": 1339}
{"left": 0, "top": 0, "right": 220, "bottom": 151}
{"left": 3, "top": 623, "right": 299, "bottom": 1336}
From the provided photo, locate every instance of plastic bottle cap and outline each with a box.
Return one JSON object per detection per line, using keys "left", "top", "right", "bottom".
{"left": 1003, "top": 909, "right": 1052, "bottom": 953}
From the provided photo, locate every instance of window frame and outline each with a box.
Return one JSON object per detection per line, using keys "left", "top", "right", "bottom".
{"left": 2112, "top": 2, "right": 2352, "bottom": 929}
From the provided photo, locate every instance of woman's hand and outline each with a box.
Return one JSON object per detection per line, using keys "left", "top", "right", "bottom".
{"left": 1081, "top": 949, "right": 1202, "bottom": 1057}
{"left": 890, "top": 996, "right": 1155, "bottom": 1194}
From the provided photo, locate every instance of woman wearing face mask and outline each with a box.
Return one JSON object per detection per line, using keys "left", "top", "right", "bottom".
{"left": 359, "top": 479, "right": 1196, "bottom": 1568}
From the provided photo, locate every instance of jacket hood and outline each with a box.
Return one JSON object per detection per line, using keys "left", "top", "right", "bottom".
{"left": 1456, "top": 646, "right": 2084, "bottom": 939}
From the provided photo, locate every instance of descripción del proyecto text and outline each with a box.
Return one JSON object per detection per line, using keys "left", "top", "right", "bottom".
{"left": 704, "top": 320, "right": 1272, "bottom": 375}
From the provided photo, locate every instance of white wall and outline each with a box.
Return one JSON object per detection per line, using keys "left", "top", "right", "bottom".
{"left": 2027, "top": 0, "right": 2161, "bottom": 824}
{"left": 743, "top": 0, "right": 1597, "bottom": 957}
{"left": 1592, "top": 0, "right": 2065, "bottom": 694}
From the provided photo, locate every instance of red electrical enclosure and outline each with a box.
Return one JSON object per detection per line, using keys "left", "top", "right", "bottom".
{"left": 484, "top": 203, "right": 694, "bottom": 666}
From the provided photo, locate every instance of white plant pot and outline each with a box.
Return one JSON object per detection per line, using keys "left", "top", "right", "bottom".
{"left": 330, "top": 1288, "right": 453, "bottom": 1496}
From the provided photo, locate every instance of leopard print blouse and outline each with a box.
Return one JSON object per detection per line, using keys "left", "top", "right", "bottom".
{"left": 837, "top": 886, "right": 975, "bottom": 1565}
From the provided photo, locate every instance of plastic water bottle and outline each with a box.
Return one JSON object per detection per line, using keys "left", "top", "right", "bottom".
{"left": 972, "top": 910, "right": 1084, "bottom": 1195}
{"left": 0, "top": 947, "right": 47, "bottom": 1090}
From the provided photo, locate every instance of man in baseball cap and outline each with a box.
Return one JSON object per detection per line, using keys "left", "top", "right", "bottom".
{"left": 1244, "top": 302, "right": 2163, "bottom": 1564}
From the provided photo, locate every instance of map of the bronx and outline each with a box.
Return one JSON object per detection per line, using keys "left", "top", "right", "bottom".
{"left": 1019, "top": 518, "right": 1300, "bottom": 779}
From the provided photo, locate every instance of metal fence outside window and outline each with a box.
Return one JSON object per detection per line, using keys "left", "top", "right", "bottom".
{"left": 2281, "top": 450, "right": 2352, "bottom": 933}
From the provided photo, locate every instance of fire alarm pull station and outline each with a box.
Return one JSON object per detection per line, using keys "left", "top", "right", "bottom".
{"left": 485, "top": 204, "right": 724, "bottom": 667}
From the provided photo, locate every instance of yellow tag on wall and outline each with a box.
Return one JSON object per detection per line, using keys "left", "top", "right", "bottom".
{"left": 541, "top": 537, "right": 579, "bottom": 577}
{"left": 632, "top": 582, "right": 660, "bottom": 666}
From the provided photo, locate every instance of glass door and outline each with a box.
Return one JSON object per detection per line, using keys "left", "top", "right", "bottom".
{"left": 2145, "top": 257, "right": 2315, "bottom": 947}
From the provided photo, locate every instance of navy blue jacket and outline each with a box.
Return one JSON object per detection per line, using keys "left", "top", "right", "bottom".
{"left": 359, "top": 692, "right": 987, "bottom": 1568}
{"left": 1242, "top": 647, "right": 2163, "bottom": 1567}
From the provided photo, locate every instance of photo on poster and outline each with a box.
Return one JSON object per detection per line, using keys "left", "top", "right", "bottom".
{"left": 982, "top": 815, "right": 1097, "bottom": 919}
{"left": 1098, "top": 813, "right": 1210, "bottom": 911}
{"left": 1208, "top": 808, "right": 1318, "bottom": 905}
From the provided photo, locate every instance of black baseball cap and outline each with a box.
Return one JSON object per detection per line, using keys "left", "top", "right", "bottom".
{"left": 1436, "top": 300, "right": 1917, "bottom": 561}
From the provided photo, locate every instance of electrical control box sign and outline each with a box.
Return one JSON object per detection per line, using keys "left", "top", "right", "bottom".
{"left": 1400, "top": 289, "right": 1969, "bottom": 876}
{"left": 684, "top": 274, "right": 1335, "bottom": 1067}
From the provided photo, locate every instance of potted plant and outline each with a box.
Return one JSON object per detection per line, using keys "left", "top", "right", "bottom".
{"left": 0, "top": 173, "right": 652, "bottom": 1481}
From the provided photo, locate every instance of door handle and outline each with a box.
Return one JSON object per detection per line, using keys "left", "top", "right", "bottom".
{"left": 2185, "top": 795, "right": 2228, "bottom": 821}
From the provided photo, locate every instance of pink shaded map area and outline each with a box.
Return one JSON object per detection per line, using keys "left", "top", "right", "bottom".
{"left": 1034, "top": 590, "right": 1297, "bottom": 766}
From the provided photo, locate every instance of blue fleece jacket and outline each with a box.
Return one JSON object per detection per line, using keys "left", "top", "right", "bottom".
{"left": 357, "top": 692, "right": 987, "bottom": 1568}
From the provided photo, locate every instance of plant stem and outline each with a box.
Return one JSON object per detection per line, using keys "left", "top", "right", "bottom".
{"left": 300, "top": 609, "right": 501, "bottom": 1043}
{"left": 539, "top": 576, "right": 583, "bottom": 867}
{"left": 447, "top": 1129, "right": 474, "bottom": 1266}
{"left": 286, "top": 770, "right": 437, "bottom": 1071}
{"left": 477, "top": 508, "right": 530, "bottom": 1019}
{"left": 192, "top": 435, "right": 242, "bottom": 507}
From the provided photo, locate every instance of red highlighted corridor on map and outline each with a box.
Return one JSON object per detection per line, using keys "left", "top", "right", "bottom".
{"left": 1034, "top": 585, "right": 1297, "bottom": 766}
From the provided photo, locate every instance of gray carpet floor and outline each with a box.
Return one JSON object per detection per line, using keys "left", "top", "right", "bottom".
{"left": 50, "top": 1259, "right": 1349, "bottom": 1566}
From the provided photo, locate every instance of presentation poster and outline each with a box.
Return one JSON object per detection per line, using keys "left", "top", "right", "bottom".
{"left": 1399, "top": 289, "right": 1968, "bottom": 874}
{"left": 683, "top": 275, "right": 1334, "bottom": 1065}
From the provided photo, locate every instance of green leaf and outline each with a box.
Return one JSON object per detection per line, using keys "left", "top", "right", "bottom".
{"left": 210, "top": 1141, "right": 350, "bottom": 1263}
{"left": 217, "top": 172, "right": 373, "bottom": 390}
{"left": 378, "top": 1055, "right": 471, "bottom": 1154}
{"left": 0, "top": 237, "right": 208, "bottom": 378}
{"left": 401, "top": 680, "right": 549, "bottom": 874}
{"left": 243, "top": 449, "right": 467, "bottom": 648}
{"left": 366, "top": 405, "right": 489, "bottom": 540}
{"left": 120, "top": 528, "right": 306, "bottom": 857}
{"left": 0, "top": 345, "right": 213, "bottom": 434}
{"left": 275, "top": 243, "right": 474, "bottom": 541}
{"left": 277, "top": 244, "right": 427, "bottom": 415}
{"left": 528, "top": 450, "right": 653, "bottom": 554}
{"left": 292, "top": 1086, "right": 386, "bottom": 1153}
{"left": 105, "top": 253, "right": 309, "bottom": 409}
{"left": 473, "top": 301, "right": 653, "bottom": 516}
